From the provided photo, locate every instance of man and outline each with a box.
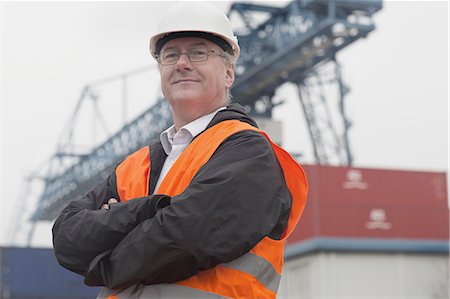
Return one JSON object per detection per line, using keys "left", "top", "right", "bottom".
{"left": 52, "top": 2, "right": 308, "bottom": 298}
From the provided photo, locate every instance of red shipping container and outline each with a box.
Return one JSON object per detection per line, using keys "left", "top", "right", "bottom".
{"left": 288, "top": 165, "right": 449, "bottom": 243}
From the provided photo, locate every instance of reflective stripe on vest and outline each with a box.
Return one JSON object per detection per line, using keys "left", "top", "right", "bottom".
{"left": 98, "top": 252, "right": 281, "bottom": 299}
{"left": 98, "top": 283, "right": 229, "bottom": 299}
{"left": 109, "top": 120, "right": 308, "bottom": 298}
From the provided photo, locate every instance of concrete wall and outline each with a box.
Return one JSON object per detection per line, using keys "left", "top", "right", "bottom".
{"left": 278, "top": 251, "right": 449, "bottom": 299}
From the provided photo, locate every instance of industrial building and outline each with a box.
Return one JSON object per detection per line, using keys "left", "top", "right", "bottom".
{"left": 278, "top": 165, "right": 449, "bottom": 298}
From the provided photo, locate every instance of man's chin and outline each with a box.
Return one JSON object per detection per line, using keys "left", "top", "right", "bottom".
{"left": 171, "top": 92, "right": 202, "bottom": 103}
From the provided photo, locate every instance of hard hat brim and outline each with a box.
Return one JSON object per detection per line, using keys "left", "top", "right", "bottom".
{"left": 150, "top": 30, "right": 240, "bottom": 61}
{"left": 154, "top": 31, "right": 234, "bottom": 56}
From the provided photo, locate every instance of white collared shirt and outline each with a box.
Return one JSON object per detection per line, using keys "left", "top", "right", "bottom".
{"left": 154, "top": 107, "right": 226, "bottom": 193}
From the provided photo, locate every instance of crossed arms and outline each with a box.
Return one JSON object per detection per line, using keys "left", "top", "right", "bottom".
{"left": 52, "top": 131, "right": 291, "bottom": 290}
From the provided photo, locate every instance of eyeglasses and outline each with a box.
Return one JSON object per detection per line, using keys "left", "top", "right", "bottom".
{"left": 157, "top": 48, "right": 226, "bottom": 65}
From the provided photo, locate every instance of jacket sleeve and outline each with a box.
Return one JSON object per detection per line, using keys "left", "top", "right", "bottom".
{"left": 83, "top": 130, "right": 292, "bottom": 289}
{"left": 52, "top": 170, "right": 170, "bottom": 275}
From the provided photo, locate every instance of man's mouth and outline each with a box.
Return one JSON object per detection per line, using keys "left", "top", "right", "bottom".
{"left": 173, "top": 79, "right": 199, "bottom": 84}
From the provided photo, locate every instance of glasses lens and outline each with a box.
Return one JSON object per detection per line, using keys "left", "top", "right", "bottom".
{"left": 161, "top": 51, "right": 179, "bottom": 65}
{"left": 159, "top": 48, "right": 212, "bottom": 65}
{"left": 189, "top": 49, "right": 208, "bottom": 62}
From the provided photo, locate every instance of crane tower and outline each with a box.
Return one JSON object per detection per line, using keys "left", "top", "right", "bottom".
{"left": 8, "top": 0, "right": 383, "bottom": 245}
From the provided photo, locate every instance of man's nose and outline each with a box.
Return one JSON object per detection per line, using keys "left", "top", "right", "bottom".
{"left": 175, "top": 53, "right": 193, "bottom": 70}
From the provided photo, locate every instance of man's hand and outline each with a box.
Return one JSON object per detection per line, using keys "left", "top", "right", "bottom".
{"left": 101, "top": 198, "right": 119, "bottom": 210}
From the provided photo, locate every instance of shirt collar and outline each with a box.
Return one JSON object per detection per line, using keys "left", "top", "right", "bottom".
{"left": 160, "top": 106, "right": 226, "bottom": 155}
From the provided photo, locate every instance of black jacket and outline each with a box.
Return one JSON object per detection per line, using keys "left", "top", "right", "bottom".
{"left": 52, "top": 104, "right": 292, "bottom": 290}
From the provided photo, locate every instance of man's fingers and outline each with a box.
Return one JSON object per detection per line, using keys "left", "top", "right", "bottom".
{"left": 108, "top": 198, "right": 118, "bottom": 205}
{"left": 100, "top": 198, "right": 118, "bottom": 210}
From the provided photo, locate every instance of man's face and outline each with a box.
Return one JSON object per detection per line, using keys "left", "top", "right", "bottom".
{"left": 159, "top": 37, "right": 234, "bottom": 114}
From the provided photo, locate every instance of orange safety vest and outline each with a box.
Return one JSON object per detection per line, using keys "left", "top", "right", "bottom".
{"left": 99, "top": 119, "right": 308, "bottom": 299}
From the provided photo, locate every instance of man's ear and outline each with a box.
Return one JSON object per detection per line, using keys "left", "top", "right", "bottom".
{"left": 225, "top": 64, "right": 235, "bottom": 89}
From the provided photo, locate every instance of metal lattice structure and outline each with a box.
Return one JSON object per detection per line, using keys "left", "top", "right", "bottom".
{"left": 229, "top": 0, "right": 381, "bottom": 115}
{"left": 17, "top": 0, "right": 382, "bottom": 244}
{"left": 29, "top": 97, "right": 172, "bottom": 223}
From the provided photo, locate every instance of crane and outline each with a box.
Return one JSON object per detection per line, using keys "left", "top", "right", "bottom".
{"left": 8, "top": 0, "right": 383, "bottom": 245}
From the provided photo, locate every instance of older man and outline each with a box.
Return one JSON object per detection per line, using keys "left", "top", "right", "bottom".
{"left": 52, "top": 2, "right": 307, "bottom": 298}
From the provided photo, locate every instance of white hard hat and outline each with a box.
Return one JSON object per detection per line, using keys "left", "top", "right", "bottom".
{"left": 150, "top": 2, "right": 240, "bottom": 61}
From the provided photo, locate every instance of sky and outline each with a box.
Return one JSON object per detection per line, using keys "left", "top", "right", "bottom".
{"left": 1, "top": 1, "right": 448, "bottom": 247}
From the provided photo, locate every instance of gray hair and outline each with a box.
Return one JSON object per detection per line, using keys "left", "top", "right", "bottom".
{"left": 222, "top": 51, "right": 235, "bottom": 66}
{"left": 222, "top": 51, "right": 235, "bottom": 104}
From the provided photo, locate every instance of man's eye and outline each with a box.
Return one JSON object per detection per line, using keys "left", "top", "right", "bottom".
{"left": 191, "top": 49, "right": 207, "bottom": 56}
{"left": 163, "top": 52, "right": 179, "bottom": 59}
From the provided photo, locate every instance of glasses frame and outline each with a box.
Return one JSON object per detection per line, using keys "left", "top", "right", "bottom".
{"left": 157, "top": 48, "right": 226, "bottom": 66}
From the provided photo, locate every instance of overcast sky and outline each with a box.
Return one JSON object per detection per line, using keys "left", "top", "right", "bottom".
{"left": 1, "top": 1, "right": 448, "bottom": 247}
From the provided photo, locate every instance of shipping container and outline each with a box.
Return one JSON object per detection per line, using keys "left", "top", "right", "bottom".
{"left": 287, "top": 165, "right": 449, "bottom": 255}
{"left": 0, "top": 247, "right": 99, "bottom": 298}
